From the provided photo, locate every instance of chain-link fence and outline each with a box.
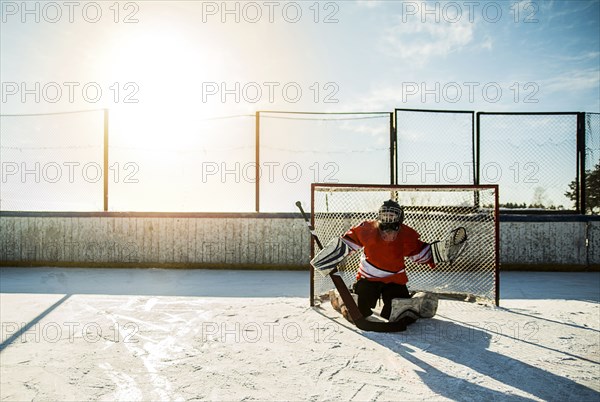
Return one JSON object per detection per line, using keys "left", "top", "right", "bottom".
{"left": 478, "top": 113, "right": 579, "bottom": 212}
{"left": 258, "top": 112, "right": 392, "bottom": 212}
{"left": 1, "top": 109, "right": 598, "bottom": 214}
{"left": 108, "top": 113, "right": 255, "bottom": 212}
{"left": 395, "top": 109, "right": 475, "bottom": 185}
{"left": 0, "top": 110, "right": 105, "bottom": 211}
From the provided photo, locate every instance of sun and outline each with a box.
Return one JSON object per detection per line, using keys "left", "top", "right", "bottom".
{"left": 99, "top": 27, "right": 254, "bottom": 211}
{"left": 105, "top": 29, "right": 227, "bottom": 149}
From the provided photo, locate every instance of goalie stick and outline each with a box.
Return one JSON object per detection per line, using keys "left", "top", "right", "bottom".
{"left": 295, "top": 201, "right": 408, "bottom": 333}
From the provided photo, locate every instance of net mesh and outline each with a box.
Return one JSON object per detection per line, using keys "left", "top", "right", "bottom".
{"left": 312, "top": 185, "right": 498, "bottom": 306}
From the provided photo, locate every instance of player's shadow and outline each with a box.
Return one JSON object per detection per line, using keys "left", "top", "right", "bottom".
{"left": 363, "top": 318, "right": 599, "bottom": 401}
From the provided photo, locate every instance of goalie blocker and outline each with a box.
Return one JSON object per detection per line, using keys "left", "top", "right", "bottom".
{"left": 310, "top": 238, "right": 351, "bottom": 277}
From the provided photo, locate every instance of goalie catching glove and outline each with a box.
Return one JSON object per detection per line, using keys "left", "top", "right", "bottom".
{"left": 431, "top": 227, "right": 468, "bottom": 264}
{"left": 310, "top": 237, "right": 351, "bottom": 276}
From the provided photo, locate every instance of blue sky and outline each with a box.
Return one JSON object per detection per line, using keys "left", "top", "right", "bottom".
{"left": 1, "top": 1, "right": 599, "bottom": 211}
{"left": 2, "top": 0, "right": 599, "bottom": 113}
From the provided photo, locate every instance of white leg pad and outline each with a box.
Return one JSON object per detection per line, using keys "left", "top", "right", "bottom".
{"left": 389, "top": 292, "right": 438, "bottom": 321}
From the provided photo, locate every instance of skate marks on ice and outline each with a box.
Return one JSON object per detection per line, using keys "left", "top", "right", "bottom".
{"left": 1, "top": 295, "right": 598, "bottom": 401}
{"left": 1, "top": 268, "right": 599, "bottom": 401}
{"left": 1, "top": 294, "right": 211, "bottom": 401}
{"left": 1, "top": 294, "right": 394, "bottom": 401}
{"left": 0, "top": 293, "right": 491, "bottom": 401}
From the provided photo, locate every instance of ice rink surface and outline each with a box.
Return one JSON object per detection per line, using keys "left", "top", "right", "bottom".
{"left": 1, "top": 267, "right": 599, "bottom": 401}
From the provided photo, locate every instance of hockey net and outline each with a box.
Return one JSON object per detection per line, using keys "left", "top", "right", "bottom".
{"left": 311, "top": 184, "right": 499, "bottom": 306}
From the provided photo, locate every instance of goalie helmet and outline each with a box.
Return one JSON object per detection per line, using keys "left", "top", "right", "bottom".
{"left": 378, "top": 200, "right": 404, "bottom": 232}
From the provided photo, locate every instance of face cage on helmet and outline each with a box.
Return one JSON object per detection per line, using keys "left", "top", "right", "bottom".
{"left": 378, "top": 207, "right": 403, "bottom": 224}
{"left": 378, "top": 206, "right": 403, "bottom": 232}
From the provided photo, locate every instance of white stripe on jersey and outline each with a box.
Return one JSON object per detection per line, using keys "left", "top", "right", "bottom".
{"left": 358, "top": 256, "right": 405, "bottom": 279}
{"left": 410, "top": 244, "right": 432, "bottom": 264}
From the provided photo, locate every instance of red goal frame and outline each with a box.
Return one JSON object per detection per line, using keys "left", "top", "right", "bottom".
{"left": 310, "top": 183, "right": 500, "bottom": 306}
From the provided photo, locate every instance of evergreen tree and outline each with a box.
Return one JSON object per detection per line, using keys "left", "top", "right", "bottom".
{"left": 565, "top": 162, "right": 600, "bottom": 214}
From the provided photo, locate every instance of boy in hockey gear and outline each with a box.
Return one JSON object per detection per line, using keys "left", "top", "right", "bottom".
{"left": 314, "top": 200, "right": 445, "bottom": 323}
{"left": 342, "top": 200, "right": 439, "bottom": 321}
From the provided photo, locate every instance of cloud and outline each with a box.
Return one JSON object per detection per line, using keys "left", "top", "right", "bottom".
{"left": 540, "top": 0, "right": 599, "bottom": 24}
{"left": 549, "top": 51, "right": 600, "bottom": 63}
{"left": 540, "top": 69, "right": 600, "bottom": 94}
{"left": 382, "top": 15, "right": 476, "bottom": 65}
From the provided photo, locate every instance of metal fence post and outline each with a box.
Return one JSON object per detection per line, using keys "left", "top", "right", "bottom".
{"left": 103, "top": 108, "right": 109, "bottom": 212}
{"left": 577, "top": 112, "right": 586, "bottom": 214}
{"left": 255, "top": 111, "right": 260, "bottom": 213}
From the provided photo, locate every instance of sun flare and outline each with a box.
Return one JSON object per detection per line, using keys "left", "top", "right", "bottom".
{"left": 106, "top": 29, "right": 227, "bottom": 148}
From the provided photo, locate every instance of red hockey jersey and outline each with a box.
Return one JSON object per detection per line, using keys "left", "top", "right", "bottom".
{"left": 342, "top": 220, "right": 433, "bottom": 285}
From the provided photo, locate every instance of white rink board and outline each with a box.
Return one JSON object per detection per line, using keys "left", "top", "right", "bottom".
{"left": 1, "top": 214, "right": 598, "bottom": 268}
{"left": 1, "top": 268, "right": 599, "bottom": 401}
